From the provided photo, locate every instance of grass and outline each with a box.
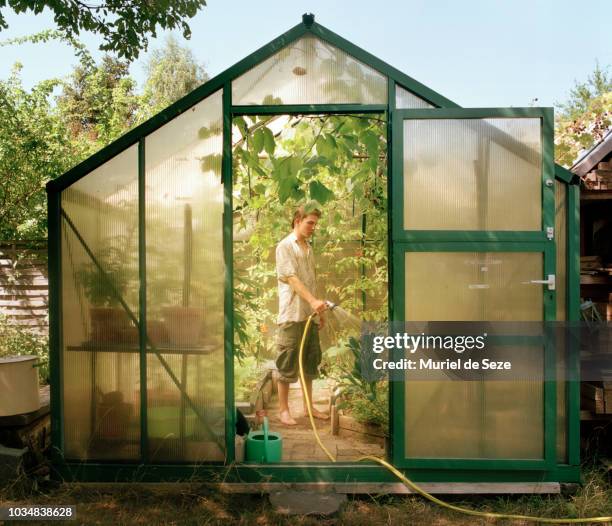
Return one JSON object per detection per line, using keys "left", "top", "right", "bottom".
{"left": 1, "top": 468, "right": 611, "bottom": 525}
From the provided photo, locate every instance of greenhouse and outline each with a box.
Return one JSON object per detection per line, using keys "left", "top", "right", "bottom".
{"left": 46, "top": 14, "right": 580, "bottom": 490}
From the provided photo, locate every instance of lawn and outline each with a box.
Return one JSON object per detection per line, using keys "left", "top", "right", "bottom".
{"left": 1, "top": 468, "right": 611, "bottom": 525}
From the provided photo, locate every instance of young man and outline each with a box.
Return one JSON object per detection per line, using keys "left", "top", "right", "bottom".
{"left": 275, "top": 203, "right": 330, "bottom": 426}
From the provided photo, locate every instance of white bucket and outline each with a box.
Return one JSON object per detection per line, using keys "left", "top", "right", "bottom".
{"left": 0, "top": 356, "right": 40, "bottom": 416}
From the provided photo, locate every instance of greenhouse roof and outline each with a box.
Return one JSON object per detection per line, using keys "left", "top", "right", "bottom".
{"left": 47, "top": 13, "right": 575, "bottom": 192}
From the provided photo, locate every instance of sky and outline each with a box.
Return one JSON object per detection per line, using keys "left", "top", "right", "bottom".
{"left": 0, "top": 0, "right": 610, "bottom": 109}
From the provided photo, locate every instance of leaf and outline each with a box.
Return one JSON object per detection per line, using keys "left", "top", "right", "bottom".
{"left": 289, "top": 156, "right": 302, "bottom": 175}
{"left": 262, "top": 127, "right": 275, "bottom": 156}
{"left": 234, "top": 116, "right": 248, "bottom": 138}
{"left": 361, "top": 129, "right": 379, "bottom": 163}
{"left": 278, "top": 174, "right": 298, "bottom": 203}
{"left": 251, "top": 128, "right": 264, "bottom": 153}
{"left": 309, "top": 180, "right": 334, "bottom": 205}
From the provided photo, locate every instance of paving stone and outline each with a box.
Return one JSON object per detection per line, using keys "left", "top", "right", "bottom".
{"left": 269, "top": 490, "right": 347, "bottom": 516}
{"left": 263, "top": 380, "right": 388, "bottom": 461}
{"left": 0, "top": 444, "right": 27, "bottom": 480}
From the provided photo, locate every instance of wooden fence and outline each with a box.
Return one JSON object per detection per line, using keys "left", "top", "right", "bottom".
{"left": 0, "top": 241, "right": 48, "bottom": 334}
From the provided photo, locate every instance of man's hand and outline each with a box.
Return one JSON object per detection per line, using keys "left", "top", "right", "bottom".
{"left": 318, "top": 313, "right": 326, "bottom": 330}
{"left": 310, "top": 299, "right": 327, "bottom": 314}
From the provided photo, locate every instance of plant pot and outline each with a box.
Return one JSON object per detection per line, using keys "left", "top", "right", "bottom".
{"left": 161, "top": 307, "right": 203, "bottom": 347}
{"left": 95, "top": 390, "right": 133, "bottom": 440}
{"left": 89, "top": 307, "right": 131, "bottom": 343}
{"left": 147, "top": 320, "right": 169, "bottom": 346}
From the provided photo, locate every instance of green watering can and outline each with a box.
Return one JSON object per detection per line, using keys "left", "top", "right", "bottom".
{"left": 245, "top": 417, "right": 282, "bottom": 463}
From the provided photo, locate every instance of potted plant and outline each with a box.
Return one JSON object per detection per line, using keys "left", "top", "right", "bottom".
{"left": 77, "top": 238, "right": 137, "bottom": 344}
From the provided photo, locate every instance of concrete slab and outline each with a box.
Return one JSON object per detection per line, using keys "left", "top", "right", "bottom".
{"left": 0, "top": 444, "right": 27, "bottom": 480}
{"left": 269, "top": 490, "right": 347, "bottom": 516}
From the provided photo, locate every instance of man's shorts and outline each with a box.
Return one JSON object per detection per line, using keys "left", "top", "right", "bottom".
{"left": 275, "top": 321, "right": 321, "bottom": 384}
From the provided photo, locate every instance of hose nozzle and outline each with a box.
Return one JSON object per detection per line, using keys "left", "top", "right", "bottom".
{"left": 325, "top": 300, "right": 338, "bottom": 310}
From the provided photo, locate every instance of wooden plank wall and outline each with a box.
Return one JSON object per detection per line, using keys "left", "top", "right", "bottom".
{"left": 0, "top": 241, "right": 48, "bottom": 335}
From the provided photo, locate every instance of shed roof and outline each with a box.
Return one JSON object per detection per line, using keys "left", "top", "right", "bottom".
{"left": 571, "top": 128, "right": 612, "bottom": 177}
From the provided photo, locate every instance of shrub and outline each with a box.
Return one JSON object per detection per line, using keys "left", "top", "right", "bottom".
{"left": 0, "top": 314, "right": 49, "bottom": 384}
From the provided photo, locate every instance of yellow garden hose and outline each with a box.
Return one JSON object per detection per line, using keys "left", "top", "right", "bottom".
{"left": 298, "top": 312, "right": 612, "bottom": 524}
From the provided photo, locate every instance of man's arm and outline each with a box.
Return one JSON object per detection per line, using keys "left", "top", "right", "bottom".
{"left": 286, "top": 275, "right": 326, "bottom": 314}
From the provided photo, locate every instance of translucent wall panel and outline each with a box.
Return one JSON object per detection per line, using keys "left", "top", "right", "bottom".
{"left": 145, "top": 89, "right": 225, "bottom": 462}
{"left": 396, "top": 85, "right": 434, "bottom": 109}
{"left": 403, "top": 119, "right": 542, "bottom": 230}
{"left": 405, "top": 380, "right": 543, "bottom": 459}
{"left": 404, "top": 252, "right": 544, "bottom": 459}
{"left": 232, "top": 36, "right": 387, "bottom": 105}
{"left": 61, "top": 145, "right": 140, "bottom": 460}
{"left": 405, "top": 252, "right": 543, "bottom": 321}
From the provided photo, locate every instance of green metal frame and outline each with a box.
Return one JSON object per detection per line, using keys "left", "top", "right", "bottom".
{"left": 45, "top": 15, "right": 581, "bottom": 484}
{"left": 223, "top": 84, "right": 235, "bottom": 463}
{"left": 52, "top": 462, "right": 580, "bottom": 484}
{"left": 138, "top": 139, "right": 149, "bottom": 463}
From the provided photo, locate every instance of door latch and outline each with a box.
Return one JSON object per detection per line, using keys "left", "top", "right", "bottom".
{"left": 546, "top": 227, "right": 554, "bottom": 240}
{"left": 529, "top": 274, "right": 555, "bottom": 291}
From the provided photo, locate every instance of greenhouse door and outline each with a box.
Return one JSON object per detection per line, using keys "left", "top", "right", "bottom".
{"left": 390, "top": 108, "right": 557, "bottom": 470}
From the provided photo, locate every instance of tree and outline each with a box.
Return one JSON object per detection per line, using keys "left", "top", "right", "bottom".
{"left": 555, "top": 64, "right": 612, "bottom": 167}
{"left": 0, "top": 0, "right": 207, "bottom": 60}
{"left": 140, "top": 34, "right": 208, "bottom": 116}
{"left": 56, "top": 54, "right": 140, "bottom": 149}
{"left": 0, "top": 65, "right": 80, "bottom": 240}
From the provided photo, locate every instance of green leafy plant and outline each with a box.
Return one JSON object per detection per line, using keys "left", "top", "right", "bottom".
{"left": 0, "top": 314, "right": 49, "bottom": 384}
{"left": 76, "top": 237, "right": 135, "bottom": 307}
{"left": 323, "top": 336, "right": 388, "bottom": 428}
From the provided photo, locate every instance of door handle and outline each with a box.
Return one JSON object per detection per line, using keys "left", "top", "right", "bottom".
{"left": 529, "top": 274, "right": 555, "bottom": 291}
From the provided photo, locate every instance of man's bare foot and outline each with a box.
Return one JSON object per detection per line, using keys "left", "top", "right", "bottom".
{"left": 279, "top": 410, "right": 297, "bottom": 426}
{"left": 304, "top": 407, "right": 330, "bottom": 420}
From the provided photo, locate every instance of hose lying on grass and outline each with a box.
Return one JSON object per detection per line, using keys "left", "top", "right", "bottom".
{"left": 298, "top": 311, "right": 612, "bottom": 524}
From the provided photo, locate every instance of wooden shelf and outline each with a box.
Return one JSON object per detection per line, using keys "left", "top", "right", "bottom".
{"left": 67, "top": 343, "right": 220, "bottom": 354}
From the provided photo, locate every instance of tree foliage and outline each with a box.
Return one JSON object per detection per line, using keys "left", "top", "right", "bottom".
{"left": 230, "top": 114, "right": 388, "bottom": 361}
{"left": 0, "top": 0, "right": 207, "bottom": 60}
{"left": 140, "top": 34, "right": 208, "bottom": 115}
{"left": 57, "top": 54, "right": 140, "bottom": 148}
{"left": 555, "top": 64, "right": 612, "bottom": 167}
{"left": 0, "top": 65, "right": 80, "bottom": 239}
{"left": 0, "top": 32, "right": 208, "bottom": 241}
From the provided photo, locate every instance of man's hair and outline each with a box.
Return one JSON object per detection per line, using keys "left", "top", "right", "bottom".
{"left": 292, "top": 202, "right": 322, "bottom": 228}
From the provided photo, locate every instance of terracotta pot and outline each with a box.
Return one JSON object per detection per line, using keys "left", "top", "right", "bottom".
{"left": 161, "top": 306, "right": 203, "bottom": 347}
{"left": 146, "top": 320, "right": 169, "bottom": 346}
{"left": 96, "top": 390, "right": 132, "bottom": 440}
{"left": 89, "top": 307, "right": 131, "bottom": 343}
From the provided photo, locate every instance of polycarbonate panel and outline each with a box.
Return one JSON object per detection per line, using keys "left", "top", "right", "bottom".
{"left": 232, "top": 36, "right": 387, "bottom": 105}
{"left": 403, "top": 119, "right": 542, "bottom": 230}
{"left": 405, "top": 252, "right": 543, "bottom": 321}
{"left": 404, "top": 252, "right": 544, "bottom": 459}
{"left": 145, "top": 89, "right": 225, "bottom": 461}
{"left": 147, "top": 352, "right": 225, "bottom": 462}
{"left": 405, "top": 380, "right": 543, "bottom": 459}
{"left": 396, "top": 85, "right": 434, "bottom": 109}
{"left": 60, "top": 145, "right": 140, "bottom": 460}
